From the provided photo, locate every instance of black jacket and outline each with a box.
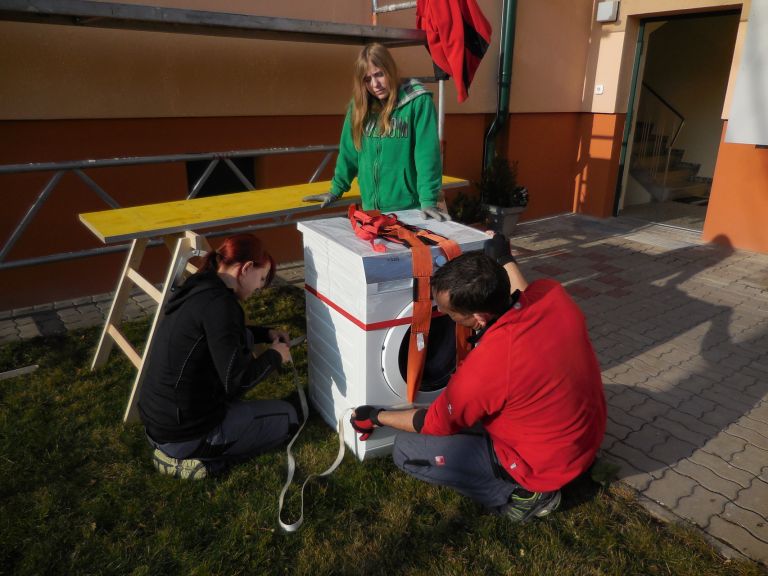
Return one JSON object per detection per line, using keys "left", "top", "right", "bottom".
{"left": 138, "top": 270, "right": 282, "bottom": 442}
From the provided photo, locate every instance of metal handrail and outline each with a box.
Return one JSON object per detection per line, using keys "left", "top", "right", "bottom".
{"left": 632, "top": 83, "right": 686, "bottom": 197}
{"left": 0, "top": 145, "right": 338, "bottom": 270}
{"left": 641, "top": 82, "right": 685, "bottom": 152}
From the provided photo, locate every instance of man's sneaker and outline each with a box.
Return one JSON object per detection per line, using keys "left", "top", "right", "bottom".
{"left": 152, "top": 449, "right": 208, "bottom": 480}
{"left": 502, "top": 489, "right": 561, "bottom": 523}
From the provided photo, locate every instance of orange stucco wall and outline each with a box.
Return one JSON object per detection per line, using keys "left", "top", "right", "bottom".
{"left": 703, "top": 122, "right": 768, "bottom": 252}
{"left": 572, "top": 113, "right": 626, "bottom": 217}
{"left": 1, "top": 111, "right": 623, "bottom": 310}
{"left": 503, "top": 112, "right": 624, "bottom": 220}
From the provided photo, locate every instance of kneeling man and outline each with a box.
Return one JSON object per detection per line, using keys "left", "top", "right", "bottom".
{"left": 351, "top": 236, "right": 606, "bottom": 522}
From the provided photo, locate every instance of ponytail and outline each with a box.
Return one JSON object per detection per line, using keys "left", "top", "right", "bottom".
{"left": 198, "top": 233, "right": 276, "bottom": 286}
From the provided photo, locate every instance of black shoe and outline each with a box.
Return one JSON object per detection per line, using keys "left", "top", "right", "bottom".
{"left": 502, "top": 489, "right": 561, "bottom": 523}
{"left": 152, "top": 449, "right": 208, "bottom": 480}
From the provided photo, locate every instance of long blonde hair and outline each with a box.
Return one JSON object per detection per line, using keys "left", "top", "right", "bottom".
{"left": 351, "top": 43, "right": 400, "bottom": 150}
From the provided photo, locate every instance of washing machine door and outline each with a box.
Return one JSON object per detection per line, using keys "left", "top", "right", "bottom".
{"left": 381, "top": 302, "right": 458, "bottom": 402}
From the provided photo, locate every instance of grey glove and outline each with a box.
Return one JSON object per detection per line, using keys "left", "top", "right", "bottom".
{"left": 420, "top": 206, "right": 452, "bottom": 222}
{"left": 302, "top": 193, "right": 338, "bottom": 208}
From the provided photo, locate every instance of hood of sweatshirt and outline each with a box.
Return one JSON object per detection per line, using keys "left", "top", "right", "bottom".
{"left": 164, "top": 271, "right": 232, "bottom": 315}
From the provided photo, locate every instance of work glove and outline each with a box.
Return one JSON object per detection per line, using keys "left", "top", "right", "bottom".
{"left": 302, "top": 192, "right": 339, "bottom": 208}
{"left": 420, "top": 206, "right": 452, "bottom": 221}
{"left": 484, "top": 233, "right": 516, "bottom": 267}
{"left": 350, "top": 405, "right": 384, "bottom": 441}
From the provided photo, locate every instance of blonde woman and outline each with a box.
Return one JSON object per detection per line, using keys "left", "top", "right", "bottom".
{"left": 303, "top": 43, "right": 450, "bottom": 220}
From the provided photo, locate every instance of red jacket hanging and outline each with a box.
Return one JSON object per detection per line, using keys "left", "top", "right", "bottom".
{"left": 416, "top": 0, "right": 493, "bottom": 103}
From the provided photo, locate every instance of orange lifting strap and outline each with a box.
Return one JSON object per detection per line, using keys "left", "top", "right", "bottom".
{"left": 348, "top": 205, "right": 472, "bottom": 402}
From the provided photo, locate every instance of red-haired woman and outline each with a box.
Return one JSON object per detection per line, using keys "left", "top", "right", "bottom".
{"left": 138, "top": 233, "right": 299, "bottom": 479}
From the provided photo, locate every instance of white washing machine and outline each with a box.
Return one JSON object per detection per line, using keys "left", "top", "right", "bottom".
{"left": 297, "top": 210, "right": 489, "bottom": 460}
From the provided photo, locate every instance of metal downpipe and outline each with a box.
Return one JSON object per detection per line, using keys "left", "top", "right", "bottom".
{"left": 483, "top": 0, "right": 517, "bottom": 170}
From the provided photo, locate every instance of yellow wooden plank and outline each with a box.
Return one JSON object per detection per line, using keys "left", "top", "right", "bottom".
{"left": 79, "top": 176, "right": 468, "bottom": 244}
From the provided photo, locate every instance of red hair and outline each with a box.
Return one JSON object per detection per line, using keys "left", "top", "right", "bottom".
{"left": 201, "top": 233, "right": 276, "bottom": 286}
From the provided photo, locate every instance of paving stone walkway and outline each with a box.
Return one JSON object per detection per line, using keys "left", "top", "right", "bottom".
{"left": 1, "top": 214, "right": 766, "bottom": 565}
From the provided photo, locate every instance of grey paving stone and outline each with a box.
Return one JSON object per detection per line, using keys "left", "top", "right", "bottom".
{"left": 728, "top": 444, "right": 768, "bottom": 477}
{"left": 57, "top": 308, "right": 82, "bottom": 319}
{"left": 688, "top": 450, "right": 755, "bottom": 488}
{"left": 708, "top": 514, "right": 768, "bottom": 565}
{"left": 653, "top": 415, "right": 716, "bottom": 448}
{"left": 623, "top": 424, "right": 669, "bottom": 454}
{"left": 677, "top": 396, "right": 719, "bottom": 419}
{"left": 702, "top": 433, "right": 748, "bottom": 461}
{"left": 721, "top": 353, "right": 758, "bottom": 371}
{"left": 605, "top": 440, "right": 666, "bottom": 480}
{"left": 634, "top": 382, "right": 692, "bottom": 408}
{"left": 675, "top": 374, "right": 717, "bottom": 395}
{"left": 12, "top": 306, "right": 35, "bottom": 316}
{"left": 746, "top": 402, "right": 768, "bottom": 426}
{"left": 608, "top": 387, "right": 650, "bottom": 411}
{"left": 673, "top": 457, "right": 746, "bottom": 500}
{"left": 628, "top": 397, "right": 676, "bottom": 422}
{"left": 606, "top": 403, "right": 650, "bottom": 432}
{"left": 725, "top": 423, "right": 768, "bottom": 451}
{"left": 700, "top": 386, "right": 757, "bottom": 415}
{"left": 605, "top": 453, "right": 655, "bottom": 492}
{"left": 65, "top": 319, "right": 97, "bottom": 331}
{"left": 71, "top": 296, "right": 94, "bottom": 306}
{"left": 675, "top": 484, "right": 729, "bottom": 527}
{"left": 734, "top": 478, "right": 768, "bottom": 517}
{"left": 605, "top": 416, "right": 634, "bottom": 442}
{"left": 610, "top": 367, "right": 656, "bottom": 387}
{"left": 658, "top": 364, "right": 706, "bottom": 388}
{"left": 649, "top": 432, "right": 699, "bottom": 465}
{"left": 700, "top": 405, "right": 747, "bottom": 430}
{"left": 718, "top": 372, "right": 760, "bottom": 395}
{"left": 17, "top": 325, "right": 41, "bottom": 339}
{"left": 643, "top": 468, "right": 698, "bottom": 509}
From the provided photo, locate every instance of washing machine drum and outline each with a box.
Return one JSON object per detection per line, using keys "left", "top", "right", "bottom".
{"left": 381, "top": 304, "right": 459, "bottom": 398}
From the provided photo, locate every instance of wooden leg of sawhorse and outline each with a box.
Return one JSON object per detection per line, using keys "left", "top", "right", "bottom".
{"left": 91, "top": 238, "right": 150, "bottom": 370}
{"left": 122, "top": 231, "right": 211, "bottom": 423}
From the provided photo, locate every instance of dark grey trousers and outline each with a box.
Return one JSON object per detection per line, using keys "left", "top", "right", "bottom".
{"left": 150, "top": 399, "right": 298, "bottom": 476}
{"left": 392, "top": 431, "right": 520, "bottom": 510}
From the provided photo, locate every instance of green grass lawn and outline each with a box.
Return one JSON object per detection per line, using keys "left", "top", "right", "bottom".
{"left": 1, "top": 285, "right": 764, "bottom": 576}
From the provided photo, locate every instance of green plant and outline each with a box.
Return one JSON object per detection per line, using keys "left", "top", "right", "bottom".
{"left": 476, "top": 156, "right": 529, "bottom": 208}
{"left": 448, "top": 191, "right": 485, "bottom": 224}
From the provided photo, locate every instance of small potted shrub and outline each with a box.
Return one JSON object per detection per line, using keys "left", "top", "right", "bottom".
{"left": 476, "top": 156, "right": 528, "bottom": 236}
{"left": 448, "top": 191, "right": 485, "bottom": 226}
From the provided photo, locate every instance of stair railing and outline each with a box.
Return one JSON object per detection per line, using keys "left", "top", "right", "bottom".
{"left": 633, "top": 82, "right": 685, "bottom": 194}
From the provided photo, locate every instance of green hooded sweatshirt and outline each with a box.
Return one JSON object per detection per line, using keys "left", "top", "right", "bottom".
{"left": 330, "top": 79, "right": 442, "bottom": 211}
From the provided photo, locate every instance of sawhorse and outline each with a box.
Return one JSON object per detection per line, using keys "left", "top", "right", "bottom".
{"left": 79, "top": 176, "right": 468, "bottom": 422}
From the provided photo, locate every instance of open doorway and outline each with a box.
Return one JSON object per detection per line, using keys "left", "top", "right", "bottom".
{"left": 617, "top": 11, "right": 740, "bottom": 231}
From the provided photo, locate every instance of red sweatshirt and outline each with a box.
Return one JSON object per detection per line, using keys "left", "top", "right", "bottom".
{"left": 416, "top": 0, "right": 492, "bottom": 103}
{"left": 423, "top": 280, "right": 606, "bottom": 492}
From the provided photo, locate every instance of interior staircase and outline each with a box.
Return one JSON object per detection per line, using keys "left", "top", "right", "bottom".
{"left": 629, "top": 84, "right": 712, "bottom": 205}
{"left": 629, "top": 128, "right": 712, "bottom": 204}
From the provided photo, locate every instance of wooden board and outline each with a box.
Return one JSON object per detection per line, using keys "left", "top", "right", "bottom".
{"left": 79, "top": 176, "right": 468, "bottom": 244}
